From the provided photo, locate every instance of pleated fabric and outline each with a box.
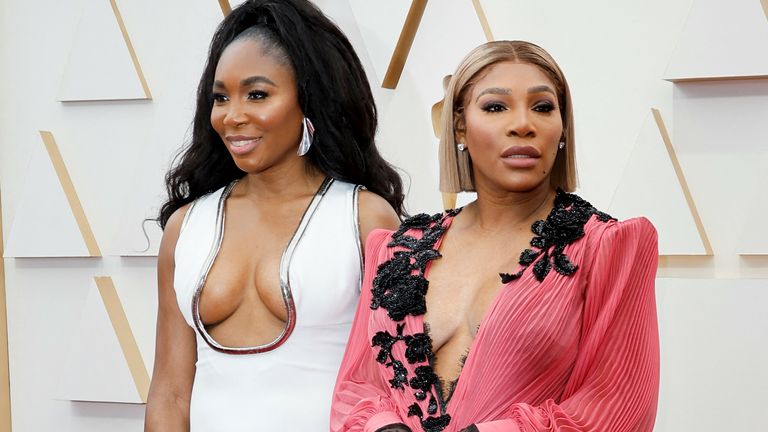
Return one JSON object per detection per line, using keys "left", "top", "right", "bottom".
{"left": 331, "top": 215, "right": 659, "bottom": 432}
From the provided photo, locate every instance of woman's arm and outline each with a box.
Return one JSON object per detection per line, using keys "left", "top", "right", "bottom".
{"left": 331, "top": 229, "right": 411, "bottom": 432}
{"left": 468, "top": 218, "right": 660, "bottom": 432}
{"left": 144, "top": 206, "right": 197, "bottom": 432}
{"left": 357, "top": 189, "right": 401, "bottom": 252}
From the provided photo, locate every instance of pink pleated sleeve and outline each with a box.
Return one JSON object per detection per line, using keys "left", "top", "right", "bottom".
{"left": 474, "top": 218, "right": 660, "bottom": 432}
{"left": 331, "top": 229, "right": 406, "bottom": 432}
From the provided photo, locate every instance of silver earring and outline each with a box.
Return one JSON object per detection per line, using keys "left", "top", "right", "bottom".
{"left": 558, "top": 141, "right": 565, "bottom": 150}
{"left": 457, "top": 143, "right": 466, "bottom": 152}
{"left": 298, "top": 117, "right": 314, "bottom": 156}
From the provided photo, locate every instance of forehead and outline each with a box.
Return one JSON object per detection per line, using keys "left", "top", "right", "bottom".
{"left": 214, "top": 38, "right": 294, "bottom": 82}
{"left": 470, "top": 61, "right": 556, "bottom": 96}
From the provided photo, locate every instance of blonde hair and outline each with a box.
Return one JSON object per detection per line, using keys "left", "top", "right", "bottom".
{"left": 438, "top": 40, "right": 577, "bottom": 193}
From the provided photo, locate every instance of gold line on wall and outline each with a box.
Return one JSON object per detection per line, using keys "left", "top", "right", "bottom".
{"left": 108, "top": 0, "right": 152, "bottom": 99}
{"left": 472, "top": 0, "right": 494, "bottom": 41}
{"left": 39, "top": 131, "right": 102, "bottom": 257}
{"left": 651, "top": 108, "right": 714, "bottom": 255}
{"left": 94, "top": 277, "right": 150, "bottom": 403}
{"left": 382, "top": 0, "right": 428, "bottom": 89}
{"left": 666, "top": 74, "right": 768, "bottom": 83}
{"left": 219, "top": 0, "right": 232, "bottom": 16}
{"left": 0, "top": 192, "right": 12, "bottom": 431}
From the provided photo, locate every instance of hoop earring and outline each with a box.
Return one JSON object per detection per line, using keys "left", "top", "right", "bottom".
{"left": 457, "top": 143, "right": 466, "bottom": 152}
{"left": 298, "top": 117, "right": 314, "bottom": 156}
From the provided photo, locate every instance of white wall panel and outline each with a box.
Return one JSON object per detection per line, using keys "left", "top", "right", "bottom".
{"left": 609, "top": 111, "right": 708, "bottom": 255}
{"left": 664, "top": 0, "right": 768, "bottom": 81}
{"left": 58, "top": 1, "right": 148, "bottom": 101}
{"left": 59, "top": 279, "right": 142, "bottom": 404}
{"left": 3, "top": 134, "right": 90, "bottom": 258}
{"left": 655, "top": 278, "right": 768, "bottom": 431}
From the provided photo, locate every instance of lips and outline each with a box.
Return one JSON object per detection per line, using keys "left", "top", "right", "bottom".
{"left": 226, "top": 135, "right": 261, "bottom": 156}
{"left": 500, "top": 145, "right": 540, "bottom": 168}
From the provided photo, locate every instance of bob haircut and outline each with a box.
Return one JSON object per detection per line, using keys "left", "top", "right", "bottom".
{"left": 439, "top": 40, "right": 577, "bottom": 193}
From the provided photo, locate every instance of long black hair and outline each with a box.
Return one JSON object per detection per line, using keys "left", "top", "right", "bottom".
{"left": 158, "top": 0, "right": 405, "bottom": 228}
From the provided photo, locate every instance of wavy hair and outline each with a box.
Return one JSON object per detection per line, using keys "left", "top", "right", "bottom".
{"left": 159, "top": 0, "right": 405, "bottom": 228}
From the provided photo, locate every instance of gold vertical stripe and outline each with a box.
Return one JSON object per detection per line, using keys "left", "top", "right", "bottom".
{"left": 94, "top": 277, "right": 150, "bottom": 403}
{"left": 472, "top": 0, "right": 494, "bottom": 41}
{"left": 441, "top": 193, "right": 457, "bottom": 211}
{"left": 651, "top": 108, "right": 714, "bottom": 255}
{"left": 108, "top": 0, "right": 152, "bottom": 99}
{"left": 382, "top": 0, "right": 428, "bottom": 89}
{"left": 39, "top": 131, "right": 102, "bottom": 257}
{"left": 219, "top": 0, "right": 232, "bottom": 16}
{"left": 761, "top": 0, "right": 768, "bottom": 22}
{"left": 0, "top": 192, "right": 12, "bottom": 431}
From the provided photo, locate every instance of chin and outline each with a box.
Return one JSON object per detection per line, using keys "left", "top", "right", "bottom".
{"left": 496, "top": 176, "right": 549, "bottom": 194}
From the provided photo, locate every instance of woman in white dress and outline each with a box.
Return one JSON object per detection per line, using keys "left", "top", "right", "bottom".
{"left": 144, "top": 1, "right": 404, "bottom": 430}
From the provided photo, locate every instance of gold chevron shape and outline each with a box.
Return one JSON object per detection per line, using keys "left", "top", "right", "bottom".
{"left": 651, "top": 108, "right": 713, "bottom": 255}
{"left": 0, "top": 192, "right": 11, "bottom": 430}
{"left": 109, "top": 0, "right": 152, "bottom": 99}
{"left": 219, "top": 0, "right": 232, "bottom": 16}
{"left": 39, "top": 131, "right": 101, "bottom": 257}
{"left": 472, "top": 0, "right": 494, "bottom": 41}
{"left": 94, "top": 276, "right": 150, "bottom": 403}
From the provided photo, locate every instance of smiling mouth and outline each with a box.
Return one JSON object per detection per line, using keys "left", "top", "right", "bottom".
{"left": 230, "top": 138, "right": 259, "bottom": 147}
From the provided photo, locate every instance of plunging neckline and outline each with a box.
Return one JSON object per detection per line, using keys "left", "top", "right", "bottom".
{"left": 191, "top": 176, "right": 334, "bottom": 355}
{"left": 421, "top": 212, "right": 529, "bottom": 411}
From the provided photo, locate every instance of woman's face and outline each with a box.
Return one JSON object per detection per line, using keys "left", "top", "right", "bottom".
{"left": 459, "top": 61, "right": 563, "bottom": 194}
{"left": 210, "top": 38, "right": 304, "bottom": 174}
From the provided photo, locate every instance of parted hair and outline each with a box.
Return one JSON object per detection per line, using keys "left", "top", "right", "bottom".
{"left": 439, "top": 40, "right": 577, "bottom": 193}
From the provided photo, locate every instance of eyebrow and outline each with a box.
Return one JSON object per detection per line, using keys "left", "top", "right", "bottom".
{"left": 475, "top": 85, "right": 556, "bottom": 102}
{"left": 212, "top": 75, "right": 277, "bottom": 89}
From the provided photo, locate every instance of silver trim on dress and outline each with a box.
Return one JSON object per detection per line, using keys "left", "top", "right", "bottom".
{"left": 191, "top": 177, "right": 334, "bottom": 354}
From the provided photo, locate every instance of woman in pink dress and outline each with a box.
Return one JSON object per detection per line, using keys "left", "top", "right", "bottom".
{"left": 330, "top": 41, "right": 659, "bottom": 432}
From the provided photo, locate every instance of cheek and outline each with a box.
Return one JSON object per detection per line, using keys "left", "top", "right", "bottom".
{"left": 210, "top": 107, "right": 224, "bottom": 133}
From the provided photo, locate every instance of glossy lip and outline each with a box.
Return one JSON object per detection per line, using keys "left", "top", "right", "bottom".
{"left": 225, "top": 134, "right": 261, "bottom": 156}
{"left": 500, "top": 145, "right": 540, "bottom": 168}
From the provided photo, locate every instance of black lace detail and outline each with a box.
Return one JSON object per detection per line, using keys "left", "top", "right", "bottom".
{"left": 370, "top": 210, "right": 459, "bottom": 432}
{"left": 499, "top": 189, "right": 614, "bottom": 283}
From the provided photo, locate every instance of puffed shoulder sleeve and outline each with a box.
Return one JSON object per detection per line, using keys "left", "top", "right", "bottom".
{"left": 331, "top": 230, "right": 410, "bottom": 432}
{"left": 471, "top": 217, "right": 660, "bottom": 432}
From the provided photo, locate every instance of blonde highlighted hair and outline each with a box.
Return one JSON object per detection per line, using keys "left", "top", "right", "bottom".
{"left": 439, "top": 40, "right": 577, "bottom": 193}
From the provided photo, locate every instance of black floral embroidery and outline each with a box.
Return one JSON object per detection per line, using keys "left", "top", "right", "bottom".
{"left": 499, "top": 189, "right": 614, "bottom": 283}
{"left": 369, "top": 194, "right": 608, "bottom": 431}
{"left": 370, "top": 210, "right": 458, "bottom": 432}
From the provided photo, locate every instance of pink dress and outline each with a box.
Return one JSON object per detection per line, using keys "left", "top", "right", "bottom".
{"left": 331, "top": 191, "right": 659, "bottom": 432}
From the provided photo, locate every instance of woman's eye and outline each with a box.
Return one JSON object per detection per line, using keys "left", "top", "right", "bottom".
{"left": 212, "top": 93, "right": 228, "bottom": 103}
{"left": 248, "top": 90, "right": 268, "bottom": 100}
{"left": 533, "top": 102, "right": 555, "bottom": 113}
{"left": 481, "top": 102, "right": 506, "bottom": 113}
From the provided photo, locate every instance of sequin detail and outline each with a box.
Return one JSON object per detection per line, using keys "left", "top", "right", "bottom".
{"left": 370, "top": 210, "right": 459, "bottom": 432}
{"left": 499, "top": 189, "right": 614, "bottom": 283}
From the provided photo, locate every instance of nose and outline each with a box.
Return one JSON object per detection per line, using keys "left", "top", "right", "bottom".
{"left": 506, "top": 108, "right": 535, "bottom": 138}
{"left": 222, "top": 100, "right": 247, "bottom": 127}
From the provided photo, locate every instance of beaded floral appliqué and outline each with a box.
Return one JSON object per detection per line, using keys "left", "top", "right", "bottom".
{"left": 371, "top": 210, "right": 458, "bottom": 432}
{"left": 369, "top": 190, "right": 611, "bottom": 432}
{"left": 499, "top": 189, "right": 614, "bottom": 283}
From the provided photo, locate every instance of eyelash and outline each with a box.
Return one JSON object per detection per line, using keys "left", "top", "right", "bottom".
{"left": 211, "top": 90, "right": 268, "bottom": 104}
{"left": 480, "top": 101, "right": 556, "bottom": 113}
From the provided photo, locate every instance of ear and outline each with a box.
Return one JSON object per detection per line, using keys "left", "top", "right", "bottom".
{"left": 453, "top": 110, "right": 466, "bottom": 144}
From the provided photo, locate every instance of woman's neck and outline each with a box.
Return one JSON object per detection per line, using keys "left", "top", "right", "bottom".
{"left": 462, "top": 181, "right": 556, "bottom": 234}
{"left": 236, "top": 157, "right": 325, "bottom": 202}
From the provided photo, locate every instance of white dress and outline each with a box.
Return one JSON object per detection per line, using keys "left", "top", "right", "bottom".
{"left": 173, "top": 178, "right": 362, "bottom": 431}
